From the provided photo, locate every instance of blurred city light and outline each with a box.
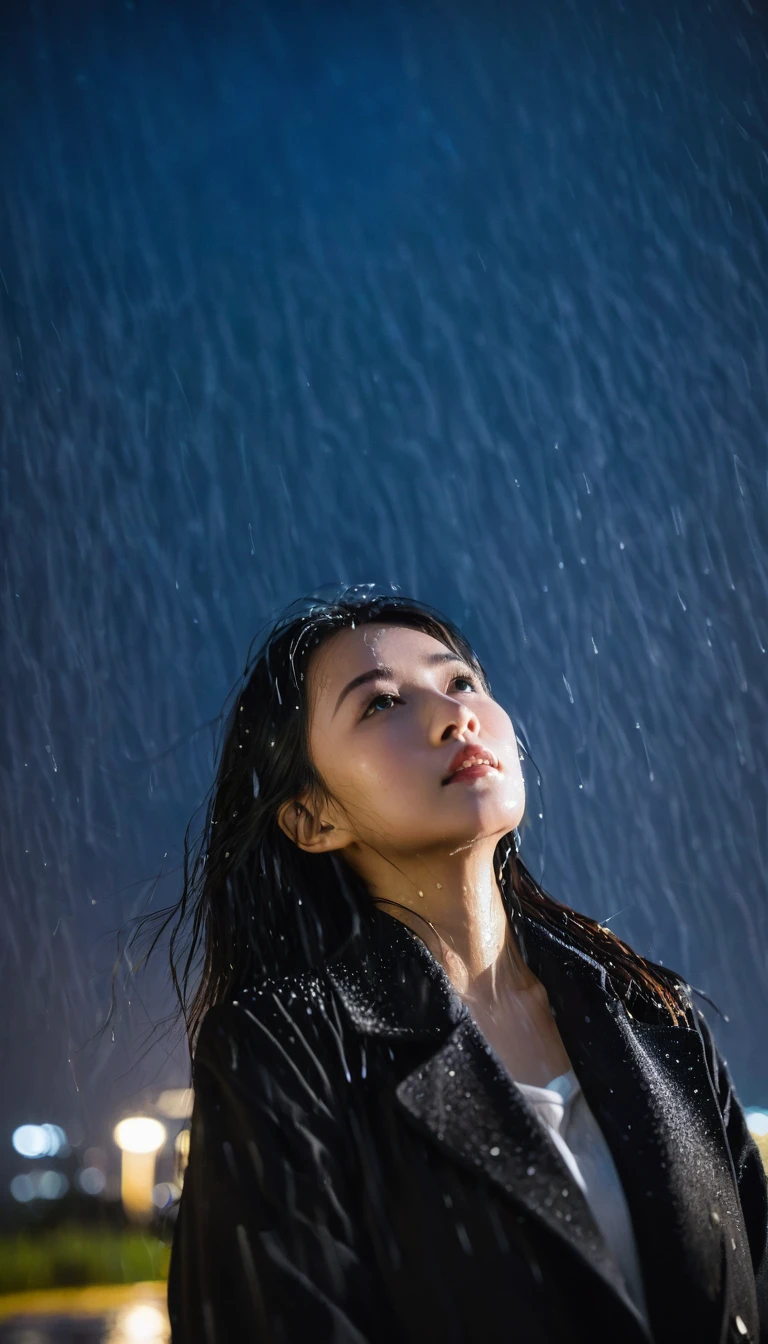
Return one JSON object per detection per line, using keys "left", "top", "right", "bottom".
{"left": 114, "top": 1118, "right": 166, "bottom": 1155}
{"left": 77, "top": 1165, "right": 107, "bottom": 1195}
{"left": 11, "top": 1122, "right": 68, "bottom": 1158}
{"left": 10, "top": 1174, "right": 35, "bottom": 1202}
{"left": 156, "top": 1088, "right": 193, "bottom": 1120}
{"left": 10, "top": 1169, "right": 69, "bottom": 1201}
{"left": 151, "top": 1180, "right": 181, "bottom": 1209}
{"left": 174, "top": 1128, "right": 190, "bottom": 1186}
{"left": 746, "top": 1107, "right": 768, "bottom": 1173}
{"left": 106, "top": 1301, "right": 168, "bottom": 1343}
{"left": 12, "top": 1125, "right": 47, "bottom": 1158}
{"left": 113, "top": 1116, "right": 167, "bottom": 1222}
{"left": 38, "top": 1169, "right": 69, "bottom": 1199}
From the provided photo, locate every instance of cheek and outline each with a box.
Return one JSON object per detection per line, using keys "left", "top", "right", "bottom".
{"left": 489, "top": 706, "right": 520, "bottom": 761}
{"left": 499, "top": 767, "right": 526, "bottom": 813}
{"left": 491, "top": 710, "right": 525, "bottom": 791}
{"left": 331, "top": 746, "right": 426, "bottom": 840}
{"left": 312, "top": 726, "right": 404, "bottom": 802}
{"left": 354, "top": 737, "right": 415, "bottom": 792}
{"left": 344, "top": 734, "right": 429, "bottom": 819}
{"left": 506, "top": 737, "right": 525, "bottom": 787}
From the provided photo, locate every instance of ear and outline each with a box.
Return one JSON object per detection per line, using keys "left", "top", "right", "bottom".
{"left": 276, "top": 795, "right": 352, "bottom": 855}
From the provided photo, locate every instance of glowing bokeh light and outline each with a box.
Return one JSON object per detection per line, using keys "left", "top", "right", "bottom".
{"left": 10, "top": 1174, "right": 35, "bottom": 1202}
{"left": 106, "top": 1302, "right": 168, "bottom": 1342}
{"left": 77, "top": 1165, "right": 107, "bottom": 1195}
{"left": 151, "top": 1181, "right": 180, "bottom": 1209}
{"left": 11, "top": 1123, "right": 67, "bottom": 1159}
{"left": 113, "top": 1117, "right": 166, "bottom": 1154}
{"left": 9, "top": 1169, "right": 68, "bottom": 1200}
{"left": 156, "top": 1089, "right": 193, "bottom": 1120}
{"left": 746, "top": 1108, "right": 768, "bottom": 1138}
{"left": 38, "top": 1170, "right": 68, "bottom": 1199}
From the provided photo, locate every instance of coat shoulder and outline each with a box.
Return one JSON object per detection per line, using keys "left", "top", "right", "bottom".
{"left": 193, "top": 966, "right": 358, "bottom": 1089}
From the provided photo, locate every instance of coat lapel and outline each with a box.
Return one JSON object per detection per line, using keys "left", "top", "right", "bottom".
{"left": 505, "top": 915, "right": 759, "bottom": 1344}
{"left": 327, "top": 907, "right": 756, "bottom": 1344}
{"left": 392, "top": 1013, "right": 650, "bottom": 1328}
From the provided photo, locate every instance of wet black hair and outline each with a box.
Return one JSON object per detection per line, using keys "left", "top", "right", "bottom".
{"left": 133, "top": 583, "right": 693, "bottom": 1051}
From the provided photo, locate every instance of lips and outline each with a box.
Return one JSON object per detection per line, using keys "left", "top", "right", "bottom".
{"left": 442, "top": 743, "right": 499, "bottom": 784}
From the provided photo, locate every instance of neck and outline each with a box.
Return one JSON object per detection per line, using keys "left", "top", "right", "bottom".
{"left": 354, "top": 837, "right": 535, "bottom": 999}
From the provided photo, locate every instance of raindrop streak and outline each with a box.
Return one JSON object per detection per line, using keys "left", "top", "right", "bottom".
{"left": 0, "top": 0, "right": 766, "bottom": 1277}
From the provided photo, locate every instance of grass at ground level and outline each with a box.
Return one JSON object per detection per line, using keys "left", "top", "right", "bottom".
{"left": 0, "top": 1226, "right": 170, "bottom": 1296}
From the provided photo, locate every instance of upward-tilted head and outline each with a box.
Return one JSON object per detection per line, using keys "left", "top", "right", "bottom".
{"left": 277, "top": 622, "right": 526, "bottom": 867}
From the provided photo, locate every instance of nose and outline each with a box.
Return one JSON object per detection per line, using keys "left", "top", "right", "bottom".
{"left": 434, "top": 695, "right": 480, "bottom": 745}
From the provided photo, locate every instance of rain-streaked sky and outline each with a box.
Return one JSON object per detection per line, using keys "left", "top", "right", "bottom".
{"left": 2, "top": 0, "right": 767, "bottom": 1193}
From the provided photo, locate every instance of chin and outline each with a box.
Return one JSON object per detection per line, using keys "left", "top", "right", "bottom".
{"left": 444, "top": 791, "right": 519, "bottom": 823}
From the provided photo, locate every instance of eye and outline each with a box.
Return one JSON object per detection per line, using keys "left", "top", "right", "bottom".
{"left": 361, "top": 692, "right": 402, "bottom": 719}
{"left": 452, "top": 674, "right": 477, "bottom": 692}
{"left": 361, "top": 671, "right": 478, "bottom": 720}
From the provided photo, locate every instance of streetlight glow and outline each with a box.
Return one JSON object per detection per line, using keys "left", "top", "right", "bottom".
{"left": 747, "top": 1108, "right": 768, "bottom": 1176}
{"left": 156, "top": 1089, "right": 193, "bottom": 1120}
{"left": 114, "top": 1118, "right": 166, "bottom": 1155}
{"left": 746, "top": 1108, "right": 768, "bottom": 1138}
{"left": 113, "top": 1116, "right": 167, "bottom": 1222}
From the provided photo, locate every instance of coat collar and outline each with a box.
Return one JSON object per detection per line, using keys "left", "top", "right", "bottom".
{"left": 326, "top": 905, "right": 758, "bottom": 1344}
{"left": 324, "top": 899, "right": 664, "bottom": 1043}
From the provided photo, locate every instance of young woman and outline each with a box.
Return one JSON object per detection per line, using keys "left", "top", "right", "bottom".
{"left": 163, "top": 586, "right": 767, "bottom": 1344}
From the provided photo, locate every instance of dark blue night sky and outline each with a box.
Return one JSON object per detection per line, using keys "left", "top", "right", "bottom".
{"left": 2, "top": 0, "right": 767, "bottom": 1199}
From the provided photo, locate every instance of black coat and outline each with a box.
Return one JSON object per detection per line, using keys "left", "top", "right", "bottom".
{"left": 167, "top": 906, "right": 768, "bottom": 1344}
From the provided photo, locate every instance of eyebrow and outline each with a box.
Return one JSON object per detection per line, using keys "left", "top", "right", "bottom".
{"left": 333, "top": 651, "right": 467, "bottom": 717}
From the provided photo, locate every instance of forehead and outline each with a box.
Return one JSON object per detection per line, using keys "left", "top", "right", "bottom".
{"left": 308, "top": 624, "right": 454, "bottom": 698}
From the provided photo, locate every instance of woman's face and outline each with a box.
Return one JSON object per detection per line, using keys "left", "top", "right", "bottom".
{"left": 303, "top": 623, "right": 525, "bottom": 857}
